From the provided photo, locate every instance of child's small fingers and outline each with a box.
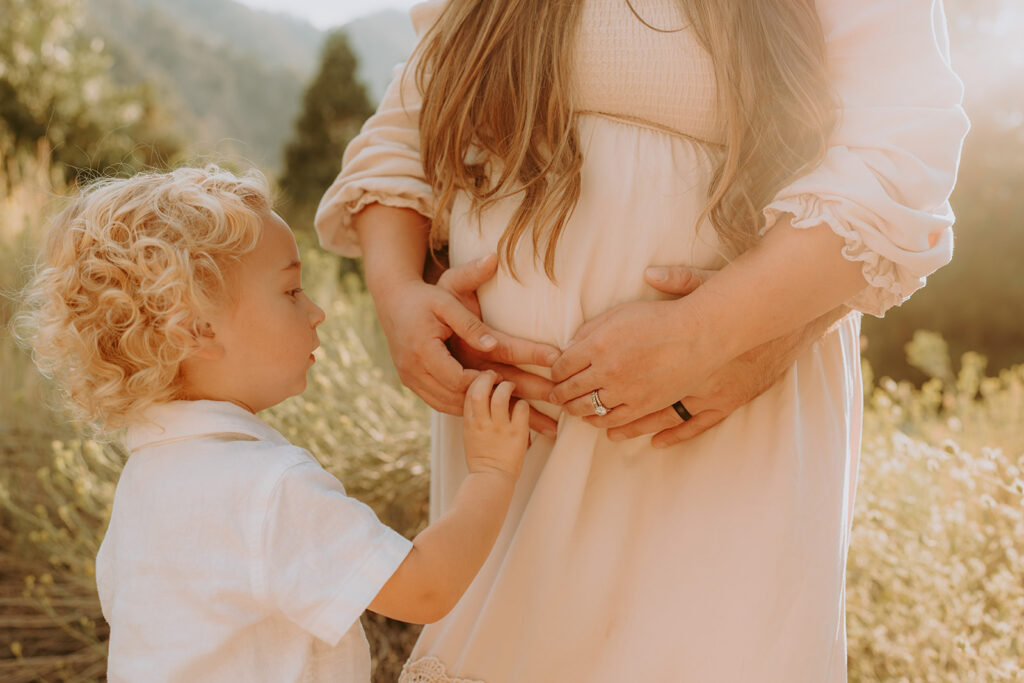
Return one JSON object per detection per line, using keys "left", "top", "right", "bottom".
{"left": 465, "top": 371, "right": 498, "bottom": 421}
{"left": 511, "top": 398, "right": 530, "bottom": 430}
{"left": 489, "top": 380, "right": 516, "bottom": 420}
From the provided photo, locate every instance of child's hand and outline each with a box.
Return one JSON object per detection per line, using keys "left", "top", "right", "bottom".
{"left": 462, "top": 372, "right": 530, "bottom": 481}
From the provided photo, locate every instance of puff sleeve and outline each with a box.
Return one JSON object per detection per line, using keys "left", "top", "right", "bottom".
{"left": 762, "top": 0, "right": 969, "bottom": 317}
{"left": 314, "top": 0, "right": 447, "bottom": 258}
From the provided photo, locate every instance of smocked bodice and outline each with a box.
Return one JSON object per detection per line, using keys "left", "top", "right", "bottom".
{"left": 573, "top": 0, "right": 723, "bottom": 144}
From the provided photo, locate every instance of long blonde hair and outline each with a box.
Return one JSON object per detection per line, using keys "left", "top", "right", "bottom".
{"left": 415, "top": 0, "right": 837, "bottom": 276}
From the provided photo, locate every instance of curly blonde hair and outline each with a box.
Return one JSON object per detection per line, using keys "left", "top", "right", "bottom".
{"left": 14, "top": 166, "right": 272, "bottom": 431}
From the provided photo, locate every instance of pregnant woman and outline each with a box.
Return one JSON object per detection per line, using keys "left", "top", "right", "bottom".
{"left": 316, "top": 0, "right": 968, "bottom": 680}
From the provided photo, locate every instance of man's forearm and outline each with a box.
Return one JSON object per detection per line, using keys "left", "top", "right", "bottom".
{"left": 741, "top": 305, "right": 852, "bottom": 389}
{"left": 685, "top": 220, "right": 868, "bottom": 367}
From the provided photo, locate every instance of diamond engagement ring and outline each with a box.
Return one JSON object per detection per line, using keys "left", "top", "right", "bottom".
{"left": 591, "top": 390, "right": 609, "bottom": 416}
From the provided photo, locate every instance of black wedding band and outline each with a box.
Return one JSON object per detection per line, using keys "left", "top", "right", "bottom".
{"left": 672, "top": 400, "right": 692, "bottom": 422}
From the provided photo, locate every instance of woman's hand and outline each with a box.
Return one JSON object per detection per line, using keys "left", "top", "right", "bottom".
{"left": 561, "top": 266, "right": 847, "bottom": 448}
{"left": 377, "top": 254, "right": 560, "bottom": 417}
{"left": 548, "top": 279, "right": 719, "bottom": 427}
{"left": 439, "top": 256, "right": 559, "bottom": 438}
{"left": 559, "top": 266, "right": 849, "bottom": 446}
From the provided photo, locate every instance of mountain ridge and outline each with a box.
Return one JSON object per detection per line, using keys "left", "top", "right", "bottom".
{"left": 83, "top": 0, "right": 416, "bottom": 170}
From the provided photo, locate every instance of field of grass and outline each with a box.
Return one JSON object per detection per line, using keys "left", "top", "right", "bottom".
{"left": 1, "top": 151, "right": 1021, "bottom": 681}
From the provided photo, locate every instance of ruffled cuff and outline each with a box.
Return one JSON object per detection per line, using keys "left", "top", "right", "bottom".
{"left": 314, "top": 183, "right": 435, "bottom": 259}
{"left": 762, "top": 194, "right": 935, "bottom": 318}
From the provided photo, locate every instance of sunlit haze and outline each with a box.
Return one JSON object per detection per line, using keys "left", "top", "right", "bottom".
{"left": 235, "top": 0, "right": 419, "bottom": 28}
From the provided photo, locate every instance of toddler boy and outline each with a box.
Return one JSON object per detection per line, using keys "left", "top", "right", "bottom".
{"left": 18, "top": 167, "right": 528, "bottom": 682}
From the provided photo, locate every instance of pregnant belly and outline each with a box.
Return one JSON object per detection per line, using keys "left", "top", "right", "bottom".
{"left": 448, "top": 113, "right": 728, "bottom": 350}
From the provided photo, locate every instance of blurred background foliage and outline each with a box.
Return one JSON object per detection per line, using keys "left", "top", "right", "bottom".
{"left": 1, "top": 0, "right": 1022, "bottom": 680}
{"left": 858, "top": 0, "right": 1024, "bottom": 379}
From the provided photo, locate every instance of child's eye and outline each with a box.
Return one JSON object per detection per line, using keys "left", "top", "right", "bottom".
{"left": 287, "top": 288, "right": 303, "bottom": 298}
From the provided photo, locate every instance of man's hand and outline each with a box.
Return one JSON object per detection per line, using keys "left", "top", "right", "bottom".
{"left": 584, "top": 266, "right": 848, "bottom": 447}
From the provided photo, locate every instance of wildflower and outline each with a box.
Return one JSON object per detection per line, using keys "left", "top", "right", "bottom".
{"left": 982, "top": 446, "right": 1003, "bottom": 462}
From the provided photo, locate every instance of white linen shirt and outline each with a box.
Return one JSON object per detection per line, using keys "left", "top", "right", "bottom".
{"left": 96, "top": 400, "right": 412, "bottom": 683}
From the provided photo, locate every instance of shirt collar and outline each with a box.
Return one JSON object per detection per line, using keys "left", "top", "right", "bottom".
{"left": 125, "top": 400, "right": 291, "bottom": 453}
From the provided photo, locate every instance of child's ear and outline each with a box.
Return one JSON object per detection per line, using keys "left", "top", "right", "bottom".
{"left": 189, "top": 321, "right": 225, "bottom": 361}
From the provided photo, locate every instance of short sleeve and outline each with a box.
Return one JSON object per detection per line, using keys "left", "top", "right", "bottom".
{"left": 762, "top": 0, "right": 970, "bottom": 317}
{"left": 314, "top": 0, "right": 448, "bottom": 258}
{"left": 257, "top": 460, "right": 412, "bottom": 646}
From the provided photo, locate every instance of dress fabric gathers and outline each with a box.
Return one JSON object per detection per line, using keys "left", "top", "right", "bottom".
{"left": 315, "top": 0, "right": 968, "bottom": 681}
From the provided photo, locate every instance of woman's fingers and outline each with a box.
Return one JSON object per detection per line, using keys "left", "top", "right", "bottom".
{"left": 402, "top": 338, "right": 481, "bottom": 415}
{"left": 644, "top": 265, "right": 715, "bottom": 296}
{"left": 415, "top": 366, "right": 476, "bottom": 415}
{"left": 434, "top": 296, "right": 499, "bottom": 352}
{"left": 585, "top": 403, "right": 655, "bottom": 430}
{"left": 548, "top": 365, "right": 599, "bottom": 405}
{"left": 549, "top": 305, "right": 620, "bottom": 382}
{"left": 561, "top": 387, "right": 617, "bottom": 418}
{"left": 483, "top": 330, "right": 561, "bottom": 367}
{"left": 650, "top": 409, "right": 726, "bottom": 448}
{"left": 603, "top": 406, "right": 682, "bottom": 441}
{"left": 436, "top": 254, "right": 498, "bottom": 297}
{"left": 581, "top": 403, "right": 644, "bottom": 428}
{"left": 412, "top": 337, "right": 471, "bottom": 389}
{"left": 528, "top": 409, "right": 558, "bottom": 440}
{"left": 449, "top": 337, "right": 556, "bottom": 400}
{"left": 450, "top": 334, "right": 560, "bottom": 438}
{"left": 492, "top": 363, "right": 555, "bottom": 400}
{"left": 435, "top": 295, "right": 560, "bottom": 366}
{"left": 471, "top": 356, "right": 554, "bottom": 400}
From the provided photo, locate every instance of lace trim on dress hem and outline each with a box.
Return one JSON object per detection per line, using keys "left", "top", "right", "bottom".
{"left": 398, "top": 656, "right": 485, "bottom": 683}
{"left": 762, "top": 194, "right": 905, "bottom": 317}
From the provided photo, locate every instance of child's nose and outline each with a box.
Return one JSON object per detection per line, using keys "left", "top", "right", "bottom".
{"left": 309, "top": 301, "right": 326, "bottom": 327}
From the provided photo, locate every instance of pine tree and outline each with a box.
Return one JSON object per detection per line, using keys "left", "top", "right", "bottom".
{"left": 280, "top": 30, "right": 374, "bottom": 212}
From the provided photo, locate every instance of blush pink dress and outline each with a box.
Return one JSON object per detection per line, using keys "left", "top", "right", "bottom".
{"left": 316, "top": 1, "right": 968, "bottom": 680}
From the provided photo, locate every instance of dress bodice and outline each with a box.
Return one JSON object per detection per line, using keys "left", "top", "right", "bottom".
{"left": 573, "top": 0, "right": 723, "bottom": 144}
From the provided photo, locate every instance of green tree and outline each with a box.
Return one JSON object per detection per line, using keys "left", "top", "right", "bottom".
{"left": 0, "top": 0, "right": 182, "bottom": 180}
{"left": 280, "top": 29, "right": 374, "bottom": 213}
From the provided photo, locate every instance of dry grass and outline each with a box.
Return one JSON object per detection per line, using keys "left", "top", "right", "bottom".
{"left": 2, "top": 152, "right": 1022, "bottom": 681}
